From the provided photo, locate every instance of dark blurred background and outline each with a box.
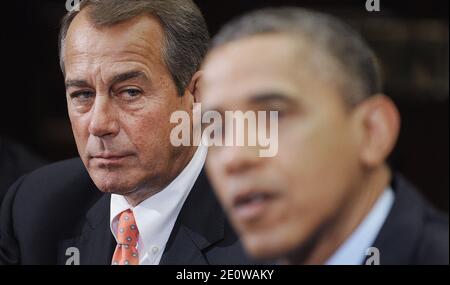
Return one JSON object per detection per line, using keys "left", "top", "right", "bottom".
{"left": 0, "top": 0, "right": 448, "bottom": 211}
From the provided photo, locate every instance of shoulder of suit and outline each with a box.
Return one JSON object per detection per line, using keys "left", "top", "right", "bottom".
{"left": 11, "top": 157, "right": 98, "bottom": 202}
{"left": 414, "top": 203, "right": 449, "bottom": 264}
{"left": 20, "top": 157, "right": 88, "bottom": 183}
{"left": 395, "top": 174, "right": 449, "bottom": 264}
{"left": 378, "top": 174, "right": 449, "bottom": 264}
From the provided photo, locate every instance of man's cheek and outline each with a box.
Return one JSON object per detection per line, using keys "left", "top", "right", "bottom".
{"left": 73, "top": 126, "right": 87, "bottom": 146}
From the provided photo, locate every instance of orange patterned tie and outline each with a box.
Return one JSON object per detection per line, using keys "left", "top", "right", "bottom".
{"left": 112, "top": 209, "right": 139, "bottom": 265}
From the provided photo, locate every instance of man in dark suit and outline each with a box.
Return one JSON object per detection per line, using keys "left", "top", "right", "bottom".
{"left": 0, "top": 159, "right": 249, "bottom": 265}
{"left": 199, "top": 7, "right": 448, "bottom": 265}
{"left": 0, "top": 0, "right": 253, "bottom": 265}
{"left": 369, "top": 174, "right": 448, "bottom": 264}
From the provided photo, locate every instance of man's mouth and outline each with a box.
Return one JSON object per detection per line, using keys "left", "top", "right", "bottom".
{"left": 90, "top": 152, "right": 134, "bottom": 164}
{"left": 231, "top": 189, "right": 279, "bottom": 222}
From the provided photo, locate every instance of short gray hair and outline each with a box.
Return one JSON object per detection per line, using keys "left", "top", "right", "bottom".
{"left": 212, "top": 7, "right": 382, "bottom": 105}
{"left": 59, "top": 0, "right": 210, "bottom": 96}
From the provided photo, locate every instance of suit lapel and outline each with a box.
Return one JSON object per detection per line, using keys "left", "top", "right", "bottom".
{"left": 59, "top": 170, "right": 226, "bottom": 265}
{"left": 369, "top": 175, "right": 426, "bottom": 264}
{"left": 58, "top": 194, "right": 115, "bottom": 265}
{"left": 160, "top": 170, "right": 225, "bottom": 265}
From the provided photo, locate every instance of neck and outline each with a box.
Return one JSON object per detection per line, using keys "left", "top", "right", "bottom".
{"left": 124, "top": 145, "right": 198, "bottom": 207}
{"left": 284, "top": 165, "right": 391, "bottom": 265}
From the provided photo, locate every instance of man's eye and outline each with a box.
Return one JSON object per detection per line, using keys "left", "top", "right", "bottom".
{"left": 119, "top": 88, "right": 142, "bottom": 100}
{"left": 70, "top": 91, "right": 94, "bottom": 100}
{"left": 265, "top": 108, "right": 288, "bottom": 120}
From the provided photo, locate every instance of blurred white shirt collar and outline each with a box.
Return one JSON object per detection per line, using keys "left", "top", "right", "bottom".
{"left": 325, "top": 187, "right": 395, "bottom": 265}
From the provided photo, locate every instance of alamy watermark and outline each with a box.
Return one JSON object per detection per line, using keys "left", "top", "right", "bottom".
{"left": 170, "top": 103, "right": 279, "bottom": 158}
{"left": 66, "top": 0, "right": 80, "bottom": 12}
{"left": 365, "top": 0, "right": 381, "bottom": 12}
{"left": 65, "top": 247, "right": 80, "bottom": 265}
{"left": 365, "top": 247, "right": 380, "bottom": 265}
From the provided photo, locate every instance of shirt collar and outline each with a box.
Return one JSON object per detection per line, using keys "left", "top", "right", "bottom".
{"left": 110, "top": 145, "right": 207, "bottom": 254}
{"left": 325, "top": 187, "right": 395, "bottom": 265}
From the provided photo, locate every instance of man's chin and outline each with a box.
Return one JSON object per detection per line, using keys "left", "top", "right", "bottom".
{"left": 95, "top": 181, "right": 133, "bottom": 194}
{"left": 240, "top": 223, "right": 310, "bottom": 262}
{"left": 243, "top": 238, "right": 286, "bottom": 262}
{"left": 90, "top": 172, "right": 137, "bottom": 195}
{"left": 241, "top": 231, "right": 287, "bottom": 261}
{"left": 88, "top": 165, "right": 136, "bottom": 192}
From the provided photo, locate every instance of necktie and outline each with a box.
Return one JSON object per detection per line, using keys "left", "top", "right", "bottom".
{"left": 112, "top": 209, "right": 139, "bottom": 265}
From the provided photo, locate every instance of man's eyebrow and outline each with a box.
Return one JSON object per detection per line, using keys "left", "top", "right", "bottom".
{"left": 204, "top": 92, "right": 298, "bottom": 114}
{"left": 65, "top": 79, "right": 90, "bottom": 89}
{"left": 247, "top": 92, "right": 298, "bottom": 106}
{"left": 109, "top": 70, "right": 149, "bottom": 86}
{"left": 65, "top": 71, "right": 149, "bottom": 90}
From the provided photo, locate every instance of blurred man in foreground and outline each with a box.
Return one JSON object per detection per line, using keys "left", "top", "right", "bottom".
{"left": 200, "top": 7, "right": 449, "bottom": 265}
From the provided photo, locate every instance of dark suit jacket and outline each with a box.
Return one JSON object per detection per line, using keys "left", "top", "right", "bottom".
{"left": 367, "top": 174, "right": 449, "bottom": 265}
{"left": 0, "top": 158, "right": 254, "bottom": 265}
{"left": 0, "top": 137, "right": 47, "bottom": 206}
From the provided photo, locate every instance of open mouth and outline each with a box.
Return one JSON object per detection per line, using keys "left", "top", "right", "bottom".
{"left": 232, "top": 190, "right": 278, "bottom": 222}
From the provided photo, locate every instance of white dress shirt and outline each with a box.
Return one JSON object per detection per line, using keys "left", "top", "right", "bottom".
{"left": 325, "top": 187, "right": 395, "bottom": 265}
{"left": 110, "top": 145, "right": 207, "bottom": 265}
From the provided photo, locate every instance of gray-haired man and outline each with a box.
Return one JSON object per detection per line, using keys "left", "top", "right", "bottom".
{"left": 0, "top": 0, "right": 254, "bottom": 265}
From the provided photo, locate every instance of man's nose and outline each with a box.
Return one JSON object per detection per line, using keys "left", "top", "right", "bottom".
{"left": 219, "top": 145, "right": 261, "bottom": 175}
{"left": 88, "top": 96, "right": 120, "bottom": 138}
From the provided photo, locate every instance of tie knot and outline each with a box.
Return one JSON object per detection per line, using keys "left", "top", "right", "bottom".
{"left": 116, "top": 209, "right": 139, "bottom": 246}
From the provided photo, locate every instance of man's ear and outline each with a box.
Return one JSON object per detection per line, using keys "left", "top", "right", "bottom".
{"left": 354, "top": 95, "right": 400, "bottom": 168}
{"left": 185, "top": 71, "right": 203, "bottom": 103}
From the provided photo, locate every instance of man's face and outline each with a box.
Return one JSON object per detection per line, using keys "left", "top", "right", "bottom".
{"left": 64, "top": 11, "right": 193, "bottom": 194}
{"left": 201, "top": 35, "right": 364, "bottom": 260}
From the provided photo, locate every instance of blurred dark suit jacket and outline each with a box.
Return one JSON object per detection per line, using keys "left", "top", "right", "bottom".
{"left": 0, "top": 158, "right": 254, "bottom": 265}
{"left": 366, "top": 174, "right": 448, "bottom": 265}
{"left": 0, "top": 137, "right": 47, "bottom": 206}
